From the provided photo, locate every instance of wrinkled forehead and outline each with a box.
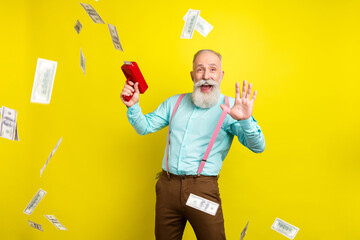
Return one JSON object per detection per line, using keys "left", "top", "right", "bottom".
{"left": 193, "top": 52, "right": 222, "bottom": 68}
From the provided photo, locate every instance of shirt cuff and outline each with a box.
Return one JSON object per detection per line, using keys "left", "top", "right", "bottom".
{"left": 127, "top": 102, "right": 141, "bottom": 115}
{"left": 238, "top": 116, "right": 254, "bottom": 130}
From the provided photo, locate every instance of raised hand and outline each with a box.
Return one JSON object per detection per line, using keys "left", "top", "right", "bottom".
{"left": 120, "top": 81, "right": 140, "bottom": 107}
{"left": 220, "top": 80, "right": 257, "bottom": 121}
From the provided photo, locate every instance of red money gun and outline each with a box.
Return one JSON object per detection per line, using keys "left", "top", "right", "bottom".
{"left": 121, "top": 61, "right": 148, "bottom": 101}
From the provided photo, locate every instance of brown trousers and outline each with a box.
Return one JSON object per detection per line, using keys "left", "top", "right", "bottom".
{"left": 155, "top": 170, "right": 226, "bottom": 240}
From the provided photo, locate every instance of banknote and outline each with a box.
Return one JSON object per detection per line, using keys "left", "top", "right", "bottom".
{"left": 40, "top": 137, "right": 62, "bottom": 177}
{"left": 0, "top": 106, "right": 18, "bottom": 141}
{"left": 271, "top": 218, "right": 299, "bottom": 239}
{"left": 28, "top": 220, "right": 43, "bottom": 232}
{"left": 74, "top": 20, "right": 82, "bottom": 34}
{"left": 80, "top": 49, "right": 86, "bottom": 75}
{"left": 14, "top": 124, "right": 19, "bottom": 141}
{"left": 155, "top": 171, "right": 162, "bottom": 180}
{"left": 183, "top": 10, "right": 213, "bottom": 37}
{"left": 240, "top": 220, "right": 249, "bottom": 240}
{"left": 80, "top": 3, "right": 104, "bottom": 24}
{"left": 31, "top": 58, "right": 57, "bottom": 104}
{"left": 108, "top": 23, "right": 123, "bottom": 51}
{"left": 186, "top": 193, "right": 219, "bottom": 216}
{"left": 181, "top": 9, "right": 200, "bottom": 39}
{"left": 45, "top": 215, "right": 67, "bottom": 230}
{"left": 194, "top": 15, "right": 213, "bottom": 37}
{"left": 23, "top": 189, "right": 47, "bottom": 215}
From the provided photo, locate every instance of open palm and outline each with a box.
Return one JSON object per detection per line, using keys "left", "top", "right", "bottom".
{"left": 221, "top": 80, "right": 257, "bottom": 121}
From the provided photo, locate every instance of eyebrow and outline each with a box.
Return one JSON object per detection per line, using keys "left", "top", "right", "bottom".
{"left": 196, "top": 63, "right": 218, "bottom": 67}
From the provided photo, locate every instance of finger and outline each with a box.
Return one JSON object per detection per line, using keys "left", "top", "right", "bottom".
{"left": 242, "top": 80, "right": 247, "bottom": 99}
{"left": 220, "top": 104, "right": 230, "bottom": 113}
{"left": 251, "top": 90, "right": 257, "bottom": 102}
{"left": 122, "top": 87, "right": 133, "bottom": 94}
{"left": 134, "top": 82, "right": 140, "bottom": 94}
{"left": 127, "top": 80, "right": 134, "bottom": 86}
{"left": 124, "top": 85, "right": 135, "bottom": 92}
{"left": 122, "top": 89, "right": 133, "bottom": 96}
{"left": 235, "top": 82, "right": 241, "bottom": 100}
{"left": 246, "top": 82, "right": 252, "bottom": 99}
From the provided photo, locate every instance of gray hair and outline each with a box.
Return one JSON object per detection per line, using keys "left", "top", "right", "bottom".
{"left": 192, "top": 49, "right": 222, "bottom": 64}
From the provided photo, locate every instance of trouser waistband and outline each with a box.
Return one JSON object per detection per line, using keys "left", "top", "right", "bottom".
{"left": 161, "top": 170, "right": 218, "bottom": 179}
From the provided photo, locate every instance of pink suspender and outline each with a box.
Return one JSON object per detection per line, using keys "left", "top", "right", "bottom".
{"left": 166, "top": 94, "right": 230, "bottom": 176}
{"left": 166, "top": 94, "right": 186, "bottom": 175}
{"left": 197, "top": 96, "right": 229, "bottom": 176}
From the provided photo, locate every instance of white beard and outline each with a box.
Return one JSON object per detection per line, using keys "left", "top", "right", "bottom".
{"left": 191, "top": 79, "right": 221, "bottom": 108}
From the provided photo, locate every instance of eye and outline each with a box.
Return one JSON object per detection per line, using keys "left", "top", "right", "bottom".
{"left": 197, "top": 68, "right": 203, "bottom": 72}
{"left": 211, "top": 68, "right": 216, "bottom": 71}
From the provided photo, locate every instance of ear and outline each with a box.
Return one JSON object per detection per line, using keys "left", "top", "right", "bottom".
{"left": 220, "top": 71, "right": 224, "bottom": 81}
{"left": 190, "top": 71, "right": 194, "bottom": 82}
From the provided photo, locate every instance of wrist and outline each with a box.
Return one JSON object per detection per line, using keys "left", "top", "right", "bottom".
{"left": 127, "top": 102, "right": 139, "bottom": 109}
{"left": 238, "top": 116, "right": 253, "bottom": 129}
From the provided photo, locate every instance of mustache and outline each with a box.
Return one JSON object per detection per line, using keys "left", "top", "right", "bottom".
{"left": 194, "top": 79, "right": 217, "bottom": 88}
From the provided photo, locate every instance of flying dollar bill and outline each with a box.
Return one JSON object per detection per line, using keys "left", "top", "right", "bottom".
{"left": 23, "top": 189, "right": 47, "bottom": 215}
{"left": 240, "top": 220, "right": 249, "bottom": 240}
{"left": 271, "top": 218, "right": 299, "bottom": 239}
{"left": 108, "top": 23, "right": 123, "bottom": 51}
{"left": 80, "top": 3, "right": 104, "bottom": 24}
{"left": 28, "top": 220, "right": 43, "bottom": 232}
{"left": 193, "top": 15, "right": 213, "bottom": 37}
{"left": 183, "top": 9, "right": 213, "bottom": 37}
{"left": 181, "top": 9, "right": 200, "bottom": 39}
{"left": 31, "top": 58, "right": 57, "bottom": 104}
{"left": 0, "top": 106, "right": 18, "bottom": 141}
{"left": 45, "top": 215, "right": 67, "bottom": 230}
{"left": 80, "top": 49, "right": 86, "bottom": 75}
{"left": 14, "top": 124, "right": 19, "bottom": 141}
{"left": 186, "top": 193, "right": 219, "bottom": 216}
{"left": 74, "top": 20, "right": 82, "bottom": 34}
{"left": 40, "top": 137, "right": 62, "bottom": 177}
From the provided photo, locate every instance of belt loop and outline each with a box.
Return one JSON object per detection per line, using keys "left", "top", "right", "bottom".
{"left": 166, "top": 171, "right": 170, "bottom": 180}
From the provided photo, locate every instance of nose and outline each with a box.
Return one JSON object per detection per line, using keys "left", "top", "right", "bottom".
{"left": 203, "top": 69, "right": 210, "bottom": 80}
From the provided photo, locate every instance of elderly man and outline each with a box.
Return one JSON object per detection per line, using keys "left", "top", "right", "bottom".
{"left": 120, "top": 49, "right": 265, "bottom": 240}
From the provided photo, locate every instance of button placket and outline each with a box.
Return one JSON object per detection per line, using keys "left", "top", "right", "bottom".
{"left": 177, "top": 107, "right": 197, "bottom": 173}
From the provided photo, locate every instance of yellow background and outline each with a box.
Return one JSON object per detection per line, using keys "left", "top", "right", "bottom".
{"left": 0, "top": 0, "right": 359, "bottom": 239}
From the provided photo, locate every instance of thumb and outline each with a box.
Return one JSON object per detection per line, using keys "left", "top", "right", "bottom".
{"left": 134, "top": 82, "right": 140, "bottom": 94}
{"left": 220, "top": 104, "right": 230, "bottom": 113}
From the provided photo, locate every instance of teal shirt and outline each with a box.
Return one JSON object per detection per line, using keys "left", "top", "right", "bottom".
{"left": 127, "top": 93, "right": 265, "bottom": 176}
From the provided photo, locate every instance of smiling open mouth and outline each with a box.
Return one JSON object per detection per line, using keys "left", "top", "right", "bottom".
{"left": 200, "top": 84, "right": 213, "bottom": 93}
